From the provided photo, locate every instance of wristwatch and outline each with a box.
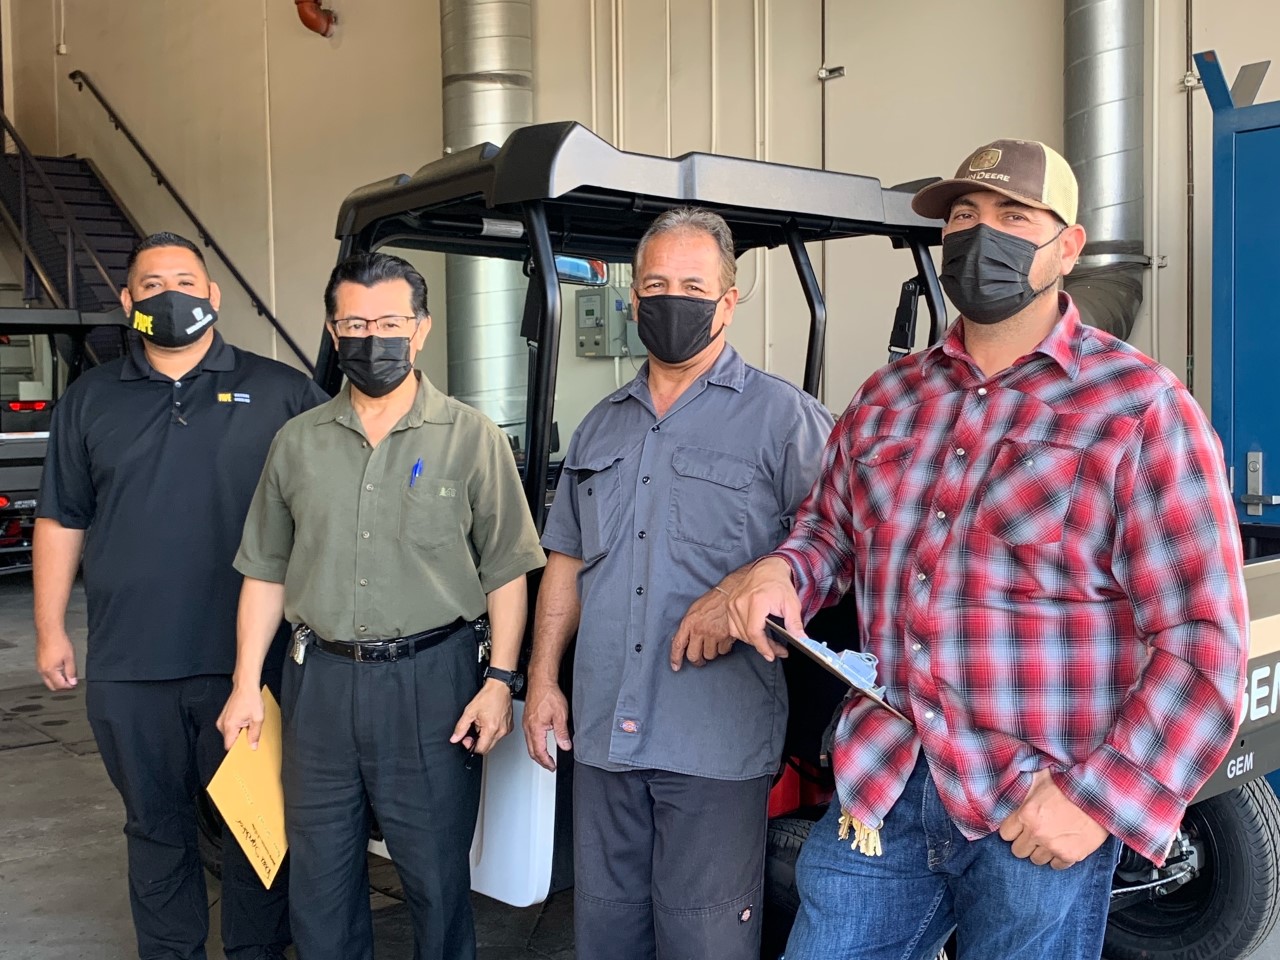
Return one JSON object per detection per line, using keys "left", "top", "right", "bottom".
{"left": 483, "top": 666, "right": 525, "bottom": 694}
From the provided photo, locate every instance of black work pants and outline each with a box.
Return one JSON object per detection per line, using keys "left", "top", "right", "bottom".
{"left": 572, "top": 761, "right": 773, "bottom": 960}
{"left": 86, "top": 675, "right": 291, "bottom": 960}
{"left": 281, "top": 626, "right": 483, "bottom": 960}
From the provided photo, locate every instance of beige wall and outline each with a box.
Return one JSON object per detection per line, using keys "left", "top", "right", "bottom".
{"left": 9, "top": 0, "right": 443, "bottom": 370}
{"left": 7, "top": 0, "right": 1280, "bottom": 416}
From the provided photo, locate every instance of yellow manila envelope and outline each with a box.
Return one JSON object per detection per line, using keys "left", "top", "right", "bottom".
{"left": 206, "top": 687, "right": 287, "bottom": 888}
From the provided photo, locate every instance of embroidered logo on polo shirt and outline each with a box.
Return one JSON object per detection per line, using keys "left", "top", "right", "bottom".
{"left": 438, "top": 485, "right": 457, "bottom": 498}
{"left": 217, "top": 392, "right": 252, "bottom": 404}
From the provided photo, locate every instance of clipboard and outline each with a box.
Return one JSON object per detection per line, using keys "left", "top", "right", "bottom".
{"left": 764, "top": 616, "right": 913, "bottom": 725}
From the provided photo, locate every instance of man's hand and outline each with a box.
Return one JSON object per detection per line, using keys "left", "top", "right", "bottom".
{"left": 451, "top": 680, "right": 514, "bottom": 757}
{"left": 999, "top": 769, "right": 1110, "bottom": 869}
{"left": 522, "top": 679, "right": 572, "bottom": 771}
{"left": 217, "top": 684, "right": 265, "bottom": 752}
{"left": 670, "top": 587, "right": 735, "bottom": 671}
{"left": 36, "top": 629, "right": 78, "bottom": 690}
{"left": 726, "top": 557, "right": 801, "bottom": 662}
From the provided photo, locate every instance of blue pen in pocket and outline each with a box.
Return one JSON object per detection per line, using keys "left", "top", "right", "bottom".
{"left": 409, "top": 458, "right": 423, "bottom": 488}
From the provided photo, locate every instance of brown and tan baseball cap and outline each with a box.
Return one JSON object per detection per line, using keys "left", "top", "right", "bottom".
{"left": 911, "top": 139, "right": 1078, "bottom": 225}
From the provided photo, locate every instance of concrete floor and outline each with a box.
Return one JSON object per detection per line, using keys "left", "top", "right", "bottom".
{"left": 0, "top": 576, "right": 572, "bottom": 960}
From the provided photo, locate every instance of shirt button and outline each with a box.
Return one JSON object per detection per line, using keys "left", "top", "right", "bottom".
{"left": 174, "top": 401, "right": 182, "bottom": 407}
{"left": 634, "top": 643, "right": 643, "bottom": 653}
{"left": 362, "top": 441, "right": 369, "bottom": 449}
{"left": 638, "top": 531, "right": 646, "bottom": 539}
{"left": 174, "top": 381, "right": 182, "bottom": 388}
{"left": 917, "top": 572, "right": 927, "bottom": 581}
{"left": 358, "top": 625, "right": 368, "bottom": 634}
{"left": 651, "top": 424, "right": 660, "bottom": 432}
{"left": 365, "top": 483, "right": 374, "bottom": 491}
{"left": 925, "top": 710, "right": 935, "bottom": 720}
{"left": 586, "top": 487, "right": 593, "bottom": 496}
{"left": 362, "top": 531, "right": 371, "bottom": 539}
{"left": 955, "top": 447, "right": 966, "bottom": 457}
{"left": 359, "top": 578, "right": 369, "bottom": 586}
{"left": 936, "top": 510, "right": 946, "bottom": 520}
{"left": 642, "top": 476, "right": 651, "bottom": 485}
{"left": 912, "top": 642, "right": 922, "bottom": 651}
{"left": 977, "top": 387, "right": 987, "bottom": 397}
{"left": 636, "top": 586, "right": 644, "bottom": 596}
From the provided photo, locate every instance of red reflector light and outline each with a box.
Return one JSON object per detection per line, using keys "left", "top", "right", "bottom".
{"left": 7, "top": 401, "right": 48, "bottom": 412}
{"left": 0, "top": 496, "right": 11, "bottom": 509}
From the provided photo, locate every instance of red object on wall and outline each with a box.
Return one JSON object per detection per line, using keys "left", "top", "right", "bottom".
{"left": 295, "top": 0, "right": 336, "bottom": 38}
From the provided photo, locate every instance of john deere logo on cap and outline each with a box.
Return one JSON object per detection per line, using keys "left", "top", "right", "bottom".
{"left": 969, "top": 148, "right": 1002, "bottom": 172}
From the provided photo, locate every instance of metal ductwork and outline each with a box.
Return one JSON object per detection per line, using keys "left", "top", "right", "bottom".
{"left": 1063, "top": 0, "right": 1145, "bottom": 340}
{"left": 441, "top": 0, "right": 533, "bottom": 440}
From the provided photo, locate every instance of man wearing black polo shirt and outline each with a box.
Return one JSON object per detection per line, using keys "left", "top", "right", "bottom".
{"left": 33, "top": 232, "right": 327, "bottom": 960}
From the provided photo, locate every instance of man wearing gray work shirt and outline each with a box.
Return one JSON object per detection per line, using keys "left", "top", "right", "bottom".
{"left": 522, "top": 207, "right": 833, "bottom": 960}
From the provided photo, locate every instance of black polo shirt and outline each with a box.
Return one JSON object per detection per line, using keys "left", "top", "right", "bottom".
{"left": 38, "top": 331, "right": 329, "bottom": 681}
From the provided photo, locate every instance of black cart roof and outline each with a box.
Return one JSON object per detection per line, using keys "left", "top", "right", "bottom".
{"left": 334, "top": 121, "right": 941, "bottom": 260}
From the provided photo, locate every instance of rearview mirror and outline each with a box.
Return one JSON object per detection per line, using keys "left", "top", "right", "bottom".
{"left": 553, "top": 256, "right": 608, "bottom": 286}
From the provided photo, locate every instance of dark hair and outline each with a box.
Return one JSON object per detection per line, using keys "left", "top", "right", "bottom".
{"left": 126, "top": 232, "right": 207, "bottom": 282}
{"left": 324, "top": 252, "right": 430, "bottom": 322}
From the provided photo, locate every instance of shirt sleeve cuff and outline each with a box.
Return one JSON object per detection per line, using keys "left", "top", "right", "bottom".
{"left": 539, "top": 534, "right": 582, "bottom": 559}
{"left": 1054, "top": 744, "right": 1183, "bottom": 865}
{"left": 767, "top": 547, "right": 818, "bottom": 618}
{"left": 479, "top": 549, "right": 547, "bottom": 595}
{"left": 232, "top": 556, "right": 288, "bottom": 584}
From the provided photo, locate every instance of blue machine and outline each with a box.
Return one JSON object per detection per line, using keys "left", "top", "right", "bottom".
{"left": 1196, "top": 49, "right": 1280, "bottom": 797}
{"left": 1197, "top": 50, "right": 1280, "bottom": 535}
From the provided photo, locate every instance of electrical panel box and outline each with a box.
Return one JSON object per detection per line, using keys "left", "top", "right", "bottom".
{"left": 575, "top": 286, "right": 646, "bottom": 359}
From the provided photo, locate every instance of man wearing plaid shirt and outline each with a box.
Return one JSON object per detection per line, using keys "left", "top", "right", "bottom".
{"left": 729, "top": 139, "right": 1249, "bottom": 959}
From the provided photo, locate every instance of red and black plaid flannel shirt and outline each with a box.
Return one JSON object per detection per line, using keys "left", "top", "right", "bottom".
{"left": 774, "top": 294, "right": 1248, "bottom": 864}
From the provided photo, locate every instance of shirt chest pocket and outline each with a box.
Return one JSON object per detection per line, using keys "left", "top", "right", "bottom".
{"left": 668, "top": 445, "right": 756, "bottom": 551}
{"left": 570, "top": 454, "right": 625, "bottom": 564}
{"left": 398, "top": 477, "right": 465, "bottom": 551}
{"left": 972, "top": 439, "right": 1084, "bottom": 545}
{"left": 847, "top": 435, "right": 918, "bottom": 532}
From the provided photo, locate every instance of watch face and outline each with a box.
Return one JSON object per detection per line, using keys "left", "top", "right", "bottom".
{"left": 510, "top": 672, "right": 525, "bottom": 694}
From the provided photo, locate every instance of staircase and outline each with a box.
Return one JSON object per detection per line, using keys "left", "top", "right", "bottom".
{"left": 0, "top": 153, "right": 140, "bottom": 312}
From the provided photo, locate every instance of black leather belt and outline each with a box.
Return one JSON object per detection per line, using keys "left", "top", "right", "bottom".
{"left": 310, "top": 618, "right": 468, "bottom": 663}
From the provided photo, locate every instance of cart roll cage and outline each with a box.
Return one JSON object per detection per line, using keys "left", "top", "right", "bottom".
{"left": 325, "top": 121, "right": 945, "bottom": 526}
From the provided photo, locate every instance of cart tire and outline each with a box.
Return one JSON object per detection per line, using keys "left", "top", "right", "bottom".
{"left": 1104, "top": 778, "right": 1280, "bottom": 960}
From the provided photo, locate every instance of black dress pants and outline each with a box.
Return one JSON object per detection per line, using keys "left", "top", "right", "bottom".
{"left": 86, "top": 675, "right": 291, "bottom": 960}
{"left": 281, "top": 625, "right": 483, "bottom": 960}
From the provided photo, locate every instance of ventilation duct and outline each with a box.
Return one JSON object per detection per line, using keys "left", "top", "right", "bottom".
{"left": 441, "top": 0, "right": 533, "bottom": 440}
{"left": 1063, "top": 0, "right": 1145, "bottom": 340}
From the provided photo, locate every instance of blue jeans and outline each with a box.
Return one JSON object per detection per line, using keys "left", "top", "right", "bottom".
{"left": 784, "top": 757, "right": 1120, "bottom": 960}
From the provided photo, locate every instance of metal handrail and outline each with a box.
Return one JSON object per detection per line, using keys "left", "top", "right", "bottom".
{"left": 0, "top": 111, "right": 116, "bottom": 306}
{"left": 68, "top": 70, "right": 313, "bottom": 371}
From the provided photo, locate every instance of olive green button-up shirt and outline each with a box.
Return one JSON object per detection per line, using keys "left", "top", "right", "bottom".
{"left": 234, "top": 374, "right": 545, "bottom": 642}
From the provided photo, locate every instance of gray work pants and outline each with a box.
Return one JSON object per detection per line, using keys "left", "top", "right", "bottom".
{"left": 572, "top": 761, "right": 772, "bottom": 960}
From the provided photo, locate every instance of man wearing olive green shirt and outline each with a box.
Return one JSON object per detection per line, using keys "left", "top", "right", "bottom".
{"left": 217, "top": 252, "right": 545, "bottom": 960}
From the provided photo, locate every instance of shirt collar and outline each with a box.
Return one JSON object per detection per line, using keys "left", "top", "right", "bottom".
{"left": 317, "top": 372, "right": 454, "bottom": 427}
{"left": 609, "top": 342, "right": 747, "bottom": 404}
{"left": 119, "top": 330, "right": 235, "bottom": 381}
{"left": 924, "top": 292, "right": 1083, "bottom": 381}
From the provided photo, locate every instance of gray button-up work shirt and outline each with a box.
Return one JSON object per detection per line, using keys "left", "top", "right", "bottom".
{"left": 541, "top": 345, "right": 833, "bottom": 780}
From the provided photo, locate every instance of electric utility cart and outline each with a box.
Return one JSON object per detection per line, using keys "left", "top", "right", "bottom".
{"left": 298, "top": 120, "right": 1280, "bottom": 960}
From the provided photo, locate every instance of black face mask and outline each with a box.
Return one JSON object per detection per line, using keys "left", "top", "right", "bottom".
{"left": 337, "top": 335, "right": 414, "bottom": 398}
{"left": 940, "top": 223, "right": 1062, "bottom": 325}
{"left": 636, "top": 294, "right": 724, "bottom": 365}
{"left": 129, "top": 290, "right": 217, "bottom": 347}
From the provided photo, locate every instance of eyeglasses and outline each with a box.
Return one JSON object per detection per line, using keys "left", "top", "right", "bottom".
{"left": 331, "top": 315, "right": 419, "bottom": 336}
